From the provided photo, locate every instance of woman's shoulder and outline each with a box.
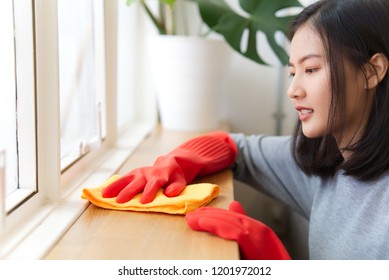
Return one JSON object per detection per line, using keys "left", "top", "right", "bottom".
{"left": 229, "top": 133, "right": 292, "bottom": 150}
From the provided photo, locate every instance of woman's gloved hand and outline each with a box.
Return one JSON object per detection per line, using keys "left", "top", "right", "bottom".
{"left": 102, "top": 131, "right": 237, "bottom": 204}
{"left": 185, "top": 201, "right": 291, "bottom": 260}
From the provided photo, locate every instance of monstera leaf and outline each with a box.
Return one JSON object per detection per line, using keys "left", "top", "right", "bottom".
{"left": 196, "top": 0, "right": 303, "bottom": 65}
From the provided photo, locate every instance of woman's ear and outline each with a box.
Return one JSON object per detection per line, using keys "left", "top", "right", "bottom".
{"left": 365, "top": 53, "right": 388, "bottom": 89}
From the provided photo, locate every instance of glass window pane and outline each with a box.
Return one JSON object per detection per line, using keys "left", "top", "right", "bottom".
{"left": 0, "top": 0, "right": 20, "bottom": 197}
{"left": 116, "top": 1, "right": 137, "bottom": 131}
{"left": 0, "top": 0, "right": 37, "bottom": 212}
{"left": 14, "top": 0, "right": 37, "bottom": 194}
{"left": 0, "top": 150, "right": 5, "bottom": 226}
{"left": 0, "top": 73, "right": 18, "bottom": 197}
{"left": 58, "top": 0, "right": 104, "bottom": 169}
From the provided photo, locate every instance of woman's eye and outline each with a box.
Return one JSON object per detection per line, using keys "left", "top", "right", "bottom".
{"left": 288, "top": 73, "right": 295, "bottom": 78}
{"left": 305, "top": 68, "right": 317, "bottom": 74}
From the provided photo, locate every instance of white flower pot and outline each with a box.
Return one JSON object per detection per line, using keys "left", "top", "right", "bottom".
{"left": 148, "top": 35, "right": 232, "bottom": 131}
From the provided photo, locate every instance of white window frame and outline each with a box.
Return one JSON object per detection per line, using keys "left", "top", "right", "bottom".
{"left": 0, "top": 0, "right": 157, "bottom": 259}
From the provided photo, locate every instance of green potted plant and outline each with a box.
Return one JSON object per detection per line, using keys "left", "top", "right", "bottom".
{"left": 127, "top": 0, "right": 303, "bottom": 131}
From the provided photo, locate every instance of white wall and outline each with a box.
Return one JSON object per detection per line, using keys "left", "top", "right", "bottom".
{"left": 219, "top": 52, "right": 296, "bottom": 136}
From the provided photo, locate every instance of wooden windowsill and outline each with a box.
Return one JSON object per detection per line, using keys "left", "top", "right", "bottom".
{"left": 45, "top": 124, "right": 239, "bottom": 260}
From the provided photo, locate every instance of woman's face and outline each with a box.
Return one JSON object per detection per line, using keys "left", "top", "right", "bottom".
{"left": 287, "top": 25, "right": 369, "bottom": 149}
{"left": 287, "top": 25, "right": 331, "bottom": 139}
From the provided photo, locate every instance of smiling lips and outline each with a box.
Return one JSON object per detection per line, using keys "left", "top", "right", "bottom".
{"left": 296, "top": 107, "right": 314, "bottom": 121}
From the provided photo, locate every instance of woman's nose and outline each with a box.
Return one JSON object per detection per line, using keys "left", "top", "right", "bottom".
{"left": 287, "top": 77, "right": 305, "bottom": 100}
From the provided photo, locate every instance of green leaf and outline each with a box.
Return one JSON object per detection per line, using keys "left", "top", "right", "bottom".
{"left": 196, "top": 0, "right": 303, "bottom": 65}
{"left": 196, "top": 0, "right": 232, "bottom": 28}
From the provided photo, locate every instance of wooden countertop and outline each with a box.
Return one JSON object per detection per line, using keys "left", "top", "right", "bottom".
{"left": 45, "top": 125, "right": 239, "bottom": 260}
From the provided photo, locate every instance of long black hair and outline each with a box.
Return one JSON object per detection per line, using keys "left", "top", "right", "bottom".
{"left": 289, "top": 0, "right": 389, "bottom": 181}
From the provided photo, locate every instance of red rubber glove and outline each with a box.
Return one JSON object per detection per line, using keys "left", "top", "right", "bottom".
{"left": 185, "top": 201, "right": 291, "bottom": 260}
{"left": 102, "top": 131, "right": 237, "bottom": 204}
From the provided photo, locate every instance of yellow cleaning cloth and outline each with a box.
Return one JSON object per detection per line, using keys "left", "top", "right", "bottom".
{"left": 81, "top": 175, "right": 220, "bottom": 215}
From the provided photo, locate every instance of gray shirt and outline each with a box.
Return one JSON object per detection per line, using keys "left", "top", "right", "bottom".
{"left": 231, "top": 133, "right": 389, "bottom": 259}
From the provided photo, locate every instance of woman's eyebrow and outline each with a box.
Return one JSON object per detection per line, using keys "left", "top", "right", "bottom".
{"left": 288, "top": 54, "right": 322, "bottom": 67}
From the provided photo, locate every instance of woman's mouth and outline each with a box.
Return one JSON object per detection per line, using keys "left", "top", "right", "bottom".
{"left": 297, "top": 107, "right": 314, "bottom": 121}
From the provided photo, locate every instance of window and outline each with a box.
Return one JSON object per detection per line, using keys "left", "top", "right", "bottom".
{"left": 116, "top": 1, "right": 137, "bottom": 131}
{"left": 116, "top": 1, "right": 157, "bottom": 133}
{"left": 0, "top": 0, "right": 18, "bottom": 199}
{"left": 0, "top": 151, "right": 5, "bottom": 228}
{"left": 0, "top": 0, "right": 157, "bottom": 259}
{"left": 58, "top": 0, "right": 106, "bottom": 170}
{"left": 0, "top": 0, "right": 37, "bottom": 214}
